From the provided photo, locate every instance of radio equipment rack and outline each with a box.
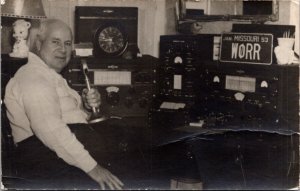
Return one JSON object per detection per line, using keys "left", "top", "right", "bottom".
{"left": 63, "top": 56, "right": 158, "bottom": 118}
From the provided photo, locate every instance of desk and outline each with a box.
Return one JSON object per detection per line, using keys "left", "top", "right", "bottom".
{"left": 86, "top": 119, "right": 299, "bottom": 190}
{"left": 2, "top": 116, "right": 299, "bottom": 190}
{"left": 107, "top": 117, "right": 299, "bottom": 189}
{"left": 1, "top": 53, "right": 298, "bottom": 189}
{"left": 190, "top": 130, "right": 299, "bottom": 190}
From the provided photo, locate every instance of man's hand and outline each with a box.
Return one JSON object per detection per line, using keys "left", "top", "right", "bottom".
{"left": 82, "top": 88, "right": 101, "bottom": 110}
{"left": 87, "top": 164, "right": 124, "bottom": 190}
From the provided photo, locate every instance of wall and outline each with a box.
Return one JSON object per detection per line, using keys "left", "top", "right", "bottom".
{"left": 186, "top": 1, "right": 295, "bottom": 32}
{"left": 40, "top": 0, "right": 166, "bottom": 57}
{"left": 181, "top": 0, "right": 299, "bottom": 54}
{"left": 289, "top": 0, "right": 299, "bottom": 54}
{"left": 266, "top": 0, "right": 299, "bottom": 55}
{"left": 1, "top": 0, "right": 298, "bottom": 56}
{"left": 1, "top": 0, "right": 168, "bottom": 57}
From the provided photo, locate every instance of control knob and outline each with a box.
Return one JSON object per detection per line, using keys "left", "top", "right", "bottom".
{"left": 138, "top": 97, "right": 148, "bottom": 108}
{"left": 124, "top": 97, "right": 134, "bottom": 108}
{"left": 106, "top": 86, "right": 120, "bottom": 106}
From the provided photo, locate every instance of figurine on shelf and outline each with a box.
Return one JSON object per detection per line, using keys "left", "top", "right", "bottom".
{"left": 9, "top": 19, "right": 31, "bottom": 58}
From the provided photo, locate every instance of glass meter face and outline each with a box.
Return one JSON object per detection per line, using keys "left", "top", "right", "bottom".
{"left": 225, "top": 75, "right": 256, "bottom": 92}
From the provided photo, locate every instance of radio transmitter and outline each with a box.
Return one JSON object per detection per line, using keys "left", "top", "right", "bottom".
{"left": 193, "top": 63, "right": 299, "bottom": 132}
{"left": 153, "top": 33, "right": 299, "bottom": 132}
{"left": 150, "top": 34, "right": 217, "bottom": 128}
{"left": 63, "top": 56, "right": 157, "bottom": 118}
{"left": 158, "top": 34, "right": 215, "bottom": 99}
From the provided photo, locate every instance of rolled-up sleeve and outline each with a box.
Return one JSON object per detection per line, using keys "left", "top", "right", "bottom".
{"left": 21, "top": 78, "right": 97, "bottom": 173}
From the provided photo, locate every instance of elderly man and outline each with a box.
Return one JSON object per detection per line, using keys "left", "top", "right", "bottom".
{"left": 4, "top": 19, "right": 123, "bottom": 190}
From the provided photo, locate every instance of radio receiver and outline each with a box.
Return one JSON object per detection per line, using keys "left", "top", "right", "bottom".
{"left": 63, "top": 56, "right": 157, "bottom": 118}
{"left": 194, "top": 63, "right": 299, "bottom": 132}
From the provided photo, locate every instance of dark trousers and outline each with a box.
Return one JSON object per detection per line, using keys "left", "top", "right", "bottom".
{"left": 13, "top": 122, "right": 152, "bottom": 189}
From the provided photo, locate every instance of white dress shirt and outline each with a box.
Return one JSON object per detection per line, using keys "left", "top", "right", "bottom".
{"left": 4, "top": 52, "right": 97, "bottom": 173}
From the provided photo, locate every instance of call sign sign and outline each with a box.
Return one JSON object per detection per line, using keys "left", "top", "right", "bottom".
{"left": 220, "top": 33, "right": 273, "bottom": 65}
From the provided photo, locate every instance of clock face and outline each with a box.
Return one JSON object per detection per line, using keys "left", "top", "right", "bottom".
{"left": 94, "top": 24, "right": 128, "bottom": 57}
{"left": 98, "top": 26, "right": 125, "bottom": 53}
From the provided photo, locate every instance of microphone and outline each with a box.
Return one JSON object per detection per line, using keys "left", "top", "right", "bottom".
{"left": 81, "top": 59, "right": 107, "bottom": 123}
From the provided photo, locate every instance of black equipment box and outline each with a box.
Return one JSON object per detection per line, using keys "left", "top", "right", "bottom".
{"left": 153, "top": 33, "right": 299, "bottom": 132}
{"left": 158, "top": 34, "right": 216, "bottom": 99}
{"left": 63, "top": 56, "right": 157, "bottom": 118}
{"left": 150, "top": 34, "right": 217, "bottom": 128}
{"left": 193, "top": 62, "right": 299, "bottom": 132}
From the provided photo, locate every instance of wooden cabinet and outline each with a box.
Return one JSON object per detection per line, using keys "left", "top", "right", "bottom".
{"left": 1, "top": 54, "right": 28, "bottom": 98}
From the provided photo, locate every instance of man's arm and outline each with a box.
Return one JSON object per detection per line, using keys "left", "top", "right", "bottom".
{"left": 22, "top": 80, "right": 97, "bottom": 173}
{"left": 22, "top": 79, "right": 123, "bottom": 189}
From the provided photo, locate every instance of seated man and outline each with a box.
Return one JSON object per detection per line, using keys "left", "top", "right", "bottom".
{"left": 4, "top": 19, "right": 123, "bottom": 190}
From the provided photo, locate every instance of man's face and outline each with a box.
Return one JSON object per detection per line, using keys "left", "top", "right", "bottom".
{"left": 38, "top": 23, "right": 72, "bottom": 73}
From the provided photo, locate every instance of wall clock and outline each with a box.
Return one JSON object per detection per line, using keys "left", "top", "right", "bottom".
{"left": 75, "top": 6, "right": 138, "bottom": 59}
{"left": 93, "top": 23, "right": 128, "bottom": 57}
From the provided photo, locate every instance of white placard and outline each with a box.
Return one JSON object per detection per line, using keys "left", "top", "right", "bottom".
{"left": 75, "top": 48, "right": 93, "bottom": 57}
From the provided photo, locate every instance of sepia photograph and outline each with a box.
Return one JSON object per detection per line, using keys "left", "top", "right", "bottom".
{"left": 1, "top": 0, "right": 299, "bottom": 190}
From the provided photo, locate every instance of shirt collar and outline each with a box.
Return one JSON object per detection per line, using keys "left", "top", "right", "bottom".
{"left": 28, "top": 52, "right": 49, "bottom": 69}
{"left": 28, "top": 52, "right": 62, "bottom": 78}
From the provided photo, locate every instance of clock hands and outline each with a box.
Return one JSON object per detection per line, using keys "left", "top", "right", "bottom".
{"left": 99, "top": 38, "right": 113, "bottom": 42}
{"left": 95, "top": 25, "right": 128, "bottom": 55}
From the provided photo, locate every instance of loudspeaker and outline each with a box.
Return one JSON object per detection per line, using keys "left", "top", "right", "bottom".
{"left": 75, "top": 6, "right": 139, "bottom": 58}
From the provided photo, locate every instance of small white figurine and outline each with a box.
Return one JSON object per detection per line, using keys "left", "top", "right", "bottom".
{"left": 9, "top": 19, "right": 31, "bottom": 58}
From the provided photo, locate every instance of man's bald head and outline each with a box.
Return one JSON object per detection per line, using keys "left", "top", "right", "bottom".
{"left": 37, "top": 19, "right": 73, "bottom": 42}
{"left": 34, "top": 19, "right": 73, "bottom": 73}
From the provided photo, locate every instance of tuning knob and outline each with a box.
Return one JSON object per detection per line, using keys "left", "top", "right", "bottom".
{"left": 124, "top": 97, "right": 134, "bottom": 108}
{"left": 106, "top": 91, "right": 120, "bottom": 106}
{"left": 138, "top": 97, "right": 148, "bottom": 108}
{"left": 128, "top": 86, "right": 136, "bottom": 95}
